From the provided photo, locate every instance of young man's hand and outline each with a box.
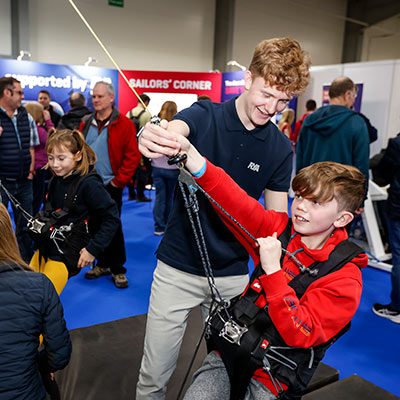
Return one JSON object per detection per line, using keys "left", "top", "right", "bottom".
{"left": 138, "top": 119, "right": 181, "bottom": 159}
{"left": 258, "top": 232, "right": 282, "bottom": 275}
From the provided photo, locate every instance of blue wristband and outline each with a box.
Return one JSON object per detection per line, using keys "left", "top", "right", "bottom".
{"left": 192, "top": 159, "right": 206, "bottom": 178}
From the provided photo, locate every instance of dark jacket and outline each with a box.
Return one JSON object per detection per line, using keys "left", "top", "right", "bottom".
{"left": 0, "top": 263, "right": 71, "bottom": 399}
{"left": 296, "top": 105, "right": 369, "bottom": 177}
{"left": 0, "top": 106, "right": 31, "bottom": 179}
{"left": 44, "top": 171, "right": 120, "bottom": 261}
{"left": 57, "top": 106, "right": 92, "bottom": 130}
{"left": 376, "top": 134, "right": 400, "bottom": 219}
{"left": 296, "top": 105, "right": 370, "bottom": 203}
{"left": 48, "top": 105, "right": 61, "bottom": 127}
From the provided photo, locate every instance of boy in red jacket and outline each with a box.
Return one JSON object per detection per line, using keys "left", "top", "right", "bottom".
{"left": 146, "top": 126, "right": 368, "bottom": 400}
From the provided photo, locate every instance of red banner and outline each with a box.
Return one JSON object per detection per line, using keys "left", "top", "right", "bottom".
{"left": 118, "top": 70, "right": 222, "bottom": 115}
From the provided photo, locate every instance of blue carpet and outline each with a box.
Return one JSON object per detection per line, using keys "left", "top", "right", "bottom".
{"left": 57, "top": 189, "right": 399, "bottom": 397}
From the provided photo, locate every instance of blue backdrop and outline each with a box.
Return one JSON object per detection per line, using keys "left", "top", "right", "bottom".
{"left": 0, "top": 59, "right": 119, "bottom": 113}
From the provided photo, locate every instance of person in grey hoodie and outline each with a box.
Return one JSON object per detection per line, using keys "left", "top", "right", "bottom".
{"left": 296, "top": 76, "right": 369, "bottom": 210}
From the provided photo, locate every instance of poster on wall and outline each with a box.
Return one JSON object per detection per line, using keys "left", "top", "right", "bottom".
{"left": 221, "top": 71, "right": 245, "bottom": 102}
{"left": 118, "top": 70, "right": 222, "bottom": 115}
{"left": 322, "top": 83, "right": 363, "bottom": 113}
{"left": 0, "top": 59, "right": 119, "bottom": 113}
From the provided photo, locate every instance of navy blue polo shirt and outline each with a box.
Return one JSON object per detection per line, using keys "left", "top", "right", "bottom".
{"left": 156, "top": 98, "right": 293, "bottom": 277}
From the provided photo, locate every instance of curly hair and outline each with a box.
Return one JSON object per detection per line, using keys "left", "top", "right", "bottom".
{"left": 248, "top": 37, "right": 311, "bottom": 96}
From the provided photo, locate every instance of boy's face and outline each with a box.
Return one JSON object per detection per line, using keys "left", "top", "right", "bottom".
{"left": 291, "top": 193, "right": 352, "bottom": 248}
{"left": 243, "top": 71, "right": 292, "bottom": 128}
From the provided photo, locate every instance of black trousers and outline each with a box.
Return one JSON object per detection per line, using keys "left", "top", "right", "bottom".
{"left": 96, "top": 183, "right": 127, "bottom": 274}
{"left": 128, "top": 157, "right": 152, "bottom": 198}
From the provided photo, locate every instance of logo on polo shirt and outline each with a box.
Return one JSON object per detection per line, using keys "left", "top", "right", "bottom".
{"left": 247, "top": 162, "right": 260, "bottom": 172}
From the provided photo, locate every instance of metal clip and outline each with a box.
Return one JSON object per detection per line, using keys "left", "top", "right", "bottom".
{"left": 219, "top": 320, "right": 248, "bottom": 346}
{"left": 27, "top": 218, "right": 46, "bottom": 234}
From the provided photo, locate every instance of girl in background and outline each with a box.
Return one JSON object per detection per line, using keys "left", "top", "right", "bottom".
{"left": 0, "top": 203, "right": 71, "bottom": 400}
{"left": 151, "top": 101, "right": 179, "bottom": 235}
{"left": 24, "top": 101, "right": 54, "bottom": 215}
{"left": 278, "top": 108, "right": 295, "bottom": 140}
{"left": 29, "top": 129, "right": 120, "bottom": 295}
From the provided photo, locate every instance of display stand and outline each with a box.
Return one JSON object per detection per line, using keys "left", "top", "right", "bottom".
{"left": 361, "top": 180, "right": 392, "bottom": 272}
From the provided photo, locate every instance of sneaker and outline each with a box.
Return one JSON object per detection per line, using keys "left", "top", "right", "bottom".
{"left": 154, "top": 231, "right": 164, "bottom": 236}
{"left": 85, "top": 266, "right": 111, "bottom": 280}
{"left": 372, "top": 303, "right": 400, "bottom": 323}
{"left": 136, "top": 196, "right": 152, "bottom": 202}
{"left": 112, "top": 273, "right": 129, "bottom": 288}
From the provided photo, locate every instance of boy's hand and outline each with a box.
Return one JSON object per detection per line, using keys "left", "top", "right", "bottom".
{"left": 138, "top": 120, "right": 181, "bottom": 159}
{"left": 78, "top": 248, "right": 95, "bottom": 269}
{"left": 258, "top": 232, "right": 282, "bottom": 275}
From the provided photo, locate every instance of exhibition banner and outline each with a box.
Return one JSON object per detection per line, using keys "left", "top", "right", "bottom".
{"left": 118, "top": 70, "right": 222, "bottom": 115}
{"left": 221, "top": 71, "right": 245, "bottom": 102}
{"left": 322, "top": 83, "right": 363, "bottom": 112}
{"left": 0, "top": 59, "right": 118, "bottom": 112}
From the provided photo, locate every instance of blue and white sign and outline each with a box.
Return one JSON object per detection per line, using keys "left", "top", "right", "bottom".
{"left": 0, "top": 59, "right": 119, "bottom": 113}
{"left": 221, "top": 71, "right": 245, "bottom": 102}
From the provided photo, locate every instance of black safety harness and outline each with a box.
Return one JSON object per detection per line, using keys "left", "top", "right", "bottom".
{"left": 0, "top": 171, "right": 97, "bottom": 277}
{"left": 172, "top": 164, "right": 364, "bottom": 400}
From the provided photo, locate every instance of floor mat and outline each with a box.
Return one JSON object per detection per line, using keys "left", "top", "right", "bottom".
{"left": 56, "top": 307, "right": 206, "bottom": 400}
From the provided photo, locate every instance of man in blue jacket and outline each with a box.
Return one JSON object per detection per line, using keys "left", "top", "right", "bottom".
{"left": 296, "top": 76, "right": 369, "bottom": 210}
{"left": 0, "top": 77, "right": 39, "bottom": 261}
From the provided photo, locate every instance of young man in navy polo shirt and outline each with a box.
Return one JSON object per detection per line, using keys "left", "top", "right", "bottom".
{"left": 136, "top": 37, "right": 311, "bottom": 400}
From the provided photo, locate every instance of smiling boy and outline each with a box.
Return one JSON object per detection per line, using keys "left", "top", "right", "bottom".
{"left": 136, "top": 38, "right": 311, "bottom": 399}
{"left": 154, "top": 134, "right": 368, "bottom": 399}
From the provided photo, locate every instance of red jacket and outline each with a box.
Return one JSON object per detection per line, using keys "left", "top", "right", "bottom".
{"left": 292, "top": 112, "right": 312, "bottom": 144}
{"left": 79, "top": 109, "right": 141, "bottom": 188}
{"left": 195, "top": 160, "right": 368, "bottom": 394}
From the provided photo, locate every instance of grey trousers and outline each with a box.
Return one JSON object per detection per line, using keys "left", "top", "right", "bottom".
{"left": 184, "top": 351, "right": 277, "bottom": 400}
{"left": 136, "top": 260, "right": 249, "bottom": 400}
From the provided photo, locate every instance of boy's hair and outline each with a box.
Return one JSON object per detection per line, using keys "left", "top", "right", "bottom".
{"left": 248, "top": 37, "right": 311, "bottom": 96}
{"left": 24, "top": 101, "right": 44, "bottom": 124}
{"left": 292, "top": 162, "right": 365, "bottom": 213}
{"left": 45, "top": 129, "right": 97, "bottom": 176}
{"left": 328, "top": 77, "right": 356, "bottom": 99}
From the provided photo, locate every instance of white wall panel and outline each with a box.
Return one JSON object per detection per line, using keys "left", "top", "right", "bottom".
{"left": 232, "top": 0, "right": 347, "bottom": 69}
{"left": 28, "top": 0, "right": 216, "bottom": 72}
{"left": 0, "top": 0, "right": 12, "bottom": 56}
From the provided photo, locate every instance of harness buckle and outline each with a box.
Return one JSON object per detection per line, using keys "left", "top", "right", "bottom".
{"left": 27, "top": 218, "right": 46, "bottom": 234}
{"left": 219, "top": 320, "right": 248, "bottom": 346}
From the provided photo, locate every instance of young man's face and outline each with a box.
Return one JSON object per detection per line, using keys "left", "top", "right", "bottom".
{"left": 243, "top": 71, "right": 292, "bottom": 127}
{"left": 291, "top": 193, "right": 351, "bottom": 248}
{"left": 38, "top": 92, "right": 51, "bottom": 109}
{"left": 92, "top": 84, "right": 114, "bottom": 115}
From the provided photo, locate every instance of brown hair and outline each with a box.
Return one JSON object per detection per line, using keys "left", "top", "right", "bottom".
{"left": 45, "top": 129, "right": 97, "bottom": 176}
{"left": 292, "top": 162, "right": 366, "bottom": 213}
{"left": 248, "top": 37, "right": 311, "bottom": 96}
{"left": 158, "top": 101, "right": 178, "bottom": 122}
{"left": 0, "top": 77, "right": 20, "bottom": 99}
{"left": 328, "top": 77, "right": 356, "bottom": 99}
{"left": 24, "top": 101, "right": 44, "bottom": 124}
{"left": 0, "top": 204, "right": 29, "bottom": 268}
